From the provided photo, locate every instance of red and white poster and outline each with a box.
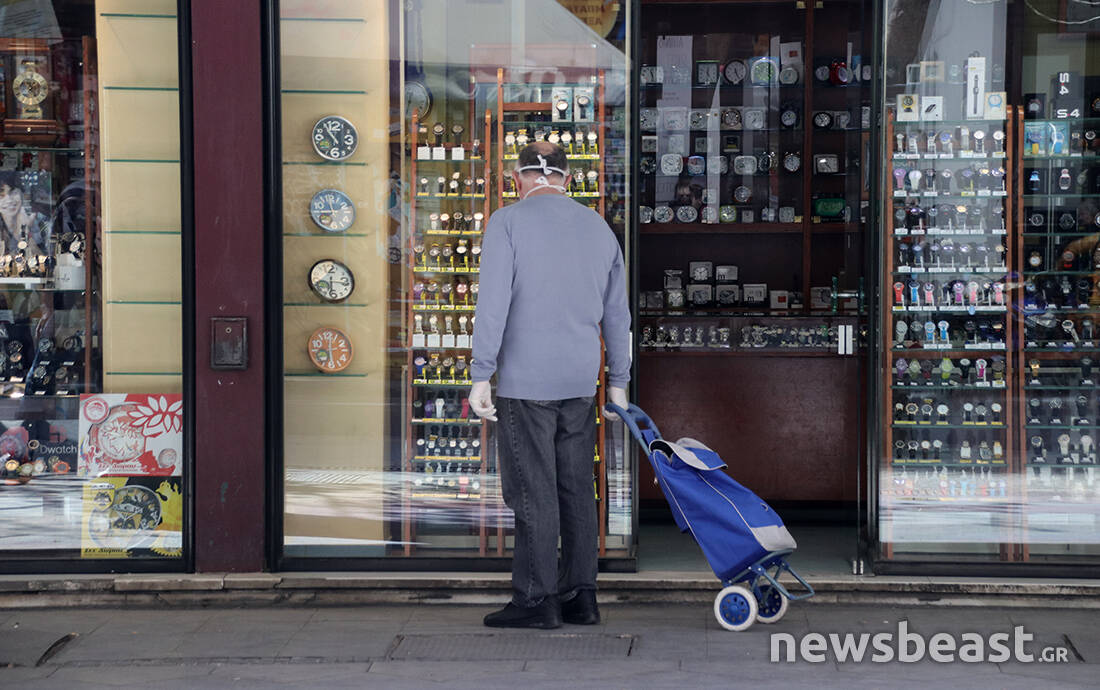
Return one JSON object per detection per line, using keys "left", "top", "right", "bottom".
{"left": 78, "top": 394, "right": 182, "bottom": 477}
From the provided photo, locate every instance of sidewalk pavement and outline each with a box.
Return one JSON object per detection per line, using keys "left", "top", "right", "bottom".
{"left": 0, "top": 602, "right": 1095, "bottom": 689}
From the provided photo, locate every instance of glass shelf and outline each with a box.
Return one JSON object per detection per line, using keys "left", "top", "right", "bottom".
{"left": 103, "top": 86, "right": 179, "bottom": 92}
{"left": 283, "top": 302, "right": 369, "bottom": 308}
{"left": 0, "top": 146, "right": 83, "bottom": 154}
{"left": 281, "top": 89, "right": 368, "bottom": 95}
{"left": 892, "top": 424, "right": 1007, "bottom": 430}
{"left": 283, "top": 161, "right": 367, "bottom": 167}
{"left": 100, "top": 13, "right": 176, "bottom": 19}
{"left": 280, "top": 16, "right": 367, "bottom": 23}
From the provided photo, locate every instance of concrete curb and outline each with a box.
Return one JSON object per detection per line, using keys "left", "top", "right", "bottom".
{"left": 1, "top": 572, "right": 1098, "bottom": 609}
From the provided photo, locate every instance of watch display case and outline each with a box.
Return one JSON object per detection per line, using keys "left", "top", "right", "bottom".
{"left": 634, "top": 0, "right": 871, "bottom": 515}
{"left": 0, "top": 2, "right": 185, "bottom": 563}
{"left": 637, "top": 0, "right": 870, "bottom": 329}
{"left": 876, "top": 0, "right": 1100, "bottom": 569}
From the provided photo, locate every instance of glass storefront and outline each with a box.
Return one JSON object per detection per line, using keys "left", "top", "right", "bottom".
{"left": 0, "top": 1, "right": 185, "bottom": 564}
{"left": 877, "top": 0, "right": 1100, "bottom": 567}
{"left": 276, "top": 0, "right": 635, "bottom": 562}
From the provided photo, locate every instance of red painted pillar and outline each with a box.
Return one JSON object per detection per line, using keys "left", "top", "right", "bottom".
{"left": 189, "top": 0, "right": 266, "bottom": 571}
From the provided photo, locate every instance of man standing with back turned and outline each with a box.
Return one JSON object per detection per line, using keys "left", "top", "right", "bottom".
{"left": 470, "top": 141, "right": 631, "bottom": 630}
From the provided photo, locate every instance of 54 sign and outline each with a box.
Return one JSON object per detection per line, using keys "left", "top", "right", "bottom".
{"left": 1052, "top": 71, "right": 1083, "bottom": 119}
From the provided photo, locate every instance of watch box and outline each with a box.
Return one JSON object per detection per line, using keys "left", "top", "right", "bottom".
{"left": 689, "top": 261, "right": 713, "bottom": 282}
{"left": 742, "top": 284, "right": 768, "bottom": 305}
{"left": 715, "top": 284, "right": 741, "bottom": 306}
{"left": 811, "top": 287, "right": 832, "bottom": 310}
{"left": 715, "top": 265, "right": 739, "bottom": 283}
{"left": 687, "top": 284, "right": 713, "bottom": 306}
{"left": 769, "top": 291, "right": 790, "bottom": 310}
{"left": 663, "top": 269, "right": 684, "bottom": 290}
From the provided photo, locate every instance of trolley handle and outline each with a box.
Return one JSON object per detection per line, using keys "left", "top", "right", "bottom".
{"left": 606, "top": 403, "right": 661, "bottom": 452}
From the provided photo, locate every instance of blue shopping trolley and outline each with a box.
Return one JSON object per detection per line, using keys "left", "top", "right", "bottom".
{"left": 607, "top": 403, "right": 814, "bottom": 631}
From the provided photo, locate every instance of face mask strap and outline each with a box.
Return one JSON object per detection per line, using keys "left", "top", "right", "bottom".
{"left": 516, "top": 154, "right": 568, "bottom": 198}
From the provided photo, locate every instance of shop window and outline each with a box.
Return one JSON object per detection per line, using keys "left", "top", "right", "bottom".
{"left": 0, "top": 1, "right": 185, "bottom": 564}
{"left": 277, "top": 0, "right": 634, "bottom": 563}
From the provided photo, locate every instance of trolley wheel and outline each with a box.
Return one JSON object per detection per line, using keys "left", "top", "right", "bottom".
{"left": 754, "top": 584, "right": 789, "bottom": 624}
{"left": 713, "top": 585, "right": 758, "bottom": 632}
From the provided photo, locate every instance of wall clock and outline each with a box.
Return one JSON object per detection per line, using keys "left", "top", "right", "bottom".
{"left": 308, "top": 327, "right": 354, "bottom": 373}
{"left": 312, "top": 115, "right": 358, "bottom": 161}
{"left": 309, "top": 189, "right": 355, "bottom": 232}
{"left": 308, "top": 259, "right": 355, "bottom": 303}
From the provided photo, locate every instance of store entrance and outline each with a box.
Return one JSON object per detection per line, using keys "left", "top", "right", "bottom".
{"left": 634, "top": 0, "right": 872, "bottom": 577}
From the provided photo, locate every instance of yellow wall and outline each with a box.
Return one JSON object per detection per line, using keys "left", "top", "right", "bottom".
{"left": 280, "top": 1, "right": 391, "bottom": 544}
{"left": 96, "top": 0, "right": 182, "bottom": 394}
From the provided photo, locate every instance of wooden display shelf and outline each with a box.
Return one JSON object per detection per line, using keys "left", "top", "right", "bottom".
{"left": 639, "top": 348, "right": 845, "bottom": 358}
{"left": 640, "top": 222, "right": 802, "bottom": 234}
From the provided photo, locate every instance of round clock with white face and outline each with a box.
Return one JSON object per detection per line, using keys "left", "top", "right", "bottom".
{"left": 312, "top": 115, "right": 358, "bottom": 161}
{"left": 309, "top": 189, "right": 355, "bottom": 233}
{"left": 308, "top": 259, "right": 355, "bottom": 303}
{"left": 723, "top": 60, "right": 747, "bottom": 85}
{"left": 308, "top": 326, "right": 354, "bottom": 373}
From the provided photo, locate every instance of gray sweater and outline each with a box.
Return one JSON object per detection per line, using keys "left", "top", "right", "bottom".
{"left": 471, "top": 193, "right": 631, "bottom": 400}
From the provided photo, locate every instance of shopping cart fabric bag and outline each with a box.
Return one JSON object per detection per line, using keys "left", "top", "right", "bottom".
{"left": 649, "top": 437, "right": 797, "bottom": 581}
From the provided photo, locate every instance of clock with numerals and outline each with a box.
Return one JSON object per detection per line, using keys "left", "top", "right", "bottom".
{"left": 308, "top": 259, "right": 355, "bottom": 302}
{"left": 308, "top": 326, "right": 354, "bottom": 372}
{"left": 311, "top": 115, "right": 358, "bottom": 161}
{"left": 309, "top": 189, "right": 355, "bottom": 233}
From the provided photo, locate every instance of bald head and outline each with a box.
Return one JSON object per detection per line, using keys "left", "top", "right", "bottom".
{"left": 515, "top": 141, "right": 568, "bottom": 182}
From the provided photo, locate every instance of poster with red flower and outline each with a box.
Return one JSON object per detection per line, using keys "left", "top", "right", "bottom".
{"left": 78, "top": 394, "right": 182, "bottom": 477}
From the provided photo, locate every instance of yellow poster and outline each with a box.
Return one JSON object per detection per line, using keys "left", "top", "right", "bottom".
{"left": 80, "top": 476, "right": 182, "bottom": 558}
{"left": 557, "top": 1, "right": 620, "bottom": 38}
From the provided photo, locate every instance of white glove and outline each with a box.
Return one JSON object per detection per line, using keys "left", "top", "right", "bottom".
{"left": 603, "top": 386, "right": 628, "bottom": 421}
{"left": 469, "top": 380, "right": 497, "bottom": 421}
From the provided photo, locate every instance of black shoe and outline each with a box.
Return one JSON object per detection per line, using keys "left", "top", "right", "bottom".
{"left": 483, "top": 599, "right": 562, "bottom": 629}
{"left": 561, "top": 590, "right": 600, "bottom": 625}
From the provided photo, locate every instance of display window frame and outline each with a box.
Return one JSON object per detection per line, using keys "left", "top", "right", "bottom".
{"left": 864, "top": 0, "right": 1100, "bottom": 578}
{"left": 0, "top": 0, "right": 198, "bottom": 575}
{"left": 262, "top": 0, "right": 640, "bottom": 573}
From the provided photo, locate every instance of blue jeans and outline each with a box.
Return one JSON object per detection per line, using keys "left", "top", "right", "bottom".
{"left": 496, "top": 396, "right": 598, "bottom": 607}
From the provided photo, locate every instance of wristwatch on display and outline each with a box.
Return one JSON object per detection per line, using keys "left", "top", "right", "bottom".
{"left": 782, "top": 152, "right": 801, "bottom": 173}
{"left": 812, "top": 111, "right": 834, "bottom": 129}
{"left": 780, "top": 105, "right": 799, "bottom": 128}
